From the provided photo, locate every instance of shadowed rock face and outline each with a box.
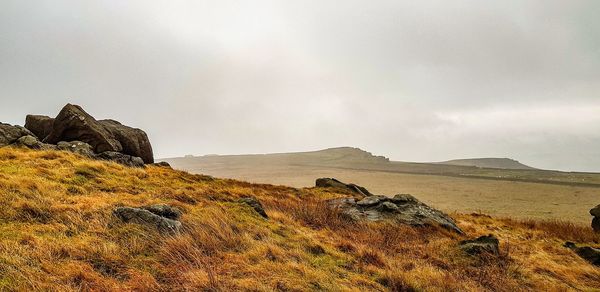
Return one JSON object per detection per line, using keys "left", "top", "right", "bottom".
{"left": 316, "top": 178, "right": 373, "bottom": 197}
{"left": 100, "top": 119, "right": 154, "bottom": 164}
{"left": 96, "top": 151, "right": 145, "bottom": 168}
{"left": 565, "top": 242, "right": 600, "bottom": 266}
{"left": 328, "top": 194, "right": 464, "bottom": 234}
{"left": 44, "top": 104, "right": 123, "bottom": 154}
{"left": 24, "top": 115, "right": 54, "bottom": 140}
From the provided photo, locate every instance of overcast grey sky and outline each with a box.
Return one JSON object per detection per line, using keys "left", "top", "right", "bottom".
{"left": 1, "top": 1, "right": 599, "bottom": 171}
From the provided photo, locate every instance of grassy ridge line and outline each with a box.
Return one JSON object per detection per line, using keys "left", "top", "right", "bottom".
{"left": 289, "top": 163, "right": 600, "bottom": 188}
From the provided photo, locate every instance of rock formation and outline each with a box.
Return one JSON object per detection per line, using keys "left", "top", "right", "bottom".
{"left": 0, "top": 104, "right": 154, "bottom": 167}
{"left": 326, "top": 185, "right": 463, "bottom": 234}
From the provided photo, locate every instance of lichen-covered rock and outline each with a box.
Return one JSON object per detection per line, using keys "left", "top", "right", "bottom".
{"left": 151, "top": 161, "right": 172, "bottom": 168}
{"left": 328, "top": 194, "right": 463, "bottom": 234}
{"left": 57, "top": 141, "right": 94, "bottom": 157}
{"left": 459, "top": 235, "right": 500, "bottom": 255}
{"left": 96, "top": 151, "right": 144, "bottom": 167}
{"left": 113, "top": 206, "right": 182, "bottom": 234}
{"left": 315, "top": 178, "right": 373, "bottom": 197}
{"left": 0, "top": 123, "right": 34, "bottom": 147}
{"left": 239, "top": 197, "right": 268, "bottom": 219}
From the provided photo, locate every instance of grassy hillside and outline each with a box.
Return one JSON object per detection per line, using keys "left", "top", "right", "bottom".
{"left": 1, "top": 147, "right": 600, "bottom": 290}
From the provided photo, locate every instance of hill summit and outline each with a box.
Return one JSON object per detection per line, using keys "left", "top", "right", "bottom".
{"left": 438, "top": 158, "right": 535, "bottom": 170}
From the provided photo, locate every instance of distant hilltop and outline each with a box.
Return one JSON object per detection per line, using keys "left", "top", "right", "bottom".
{"left": 438, "top": 158, "right": 535, "bottom": 170}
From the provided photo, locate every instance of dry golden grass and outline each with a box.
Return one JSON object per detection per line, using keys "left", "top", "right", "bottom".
{"left": 0, "top": 147, "right": 599, "bottom": 291}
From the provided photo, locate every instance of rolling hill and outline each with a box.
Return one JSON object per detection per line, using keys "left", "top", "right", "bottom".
{"left": 438, "top": 158, "right": 535, "bottom": 170}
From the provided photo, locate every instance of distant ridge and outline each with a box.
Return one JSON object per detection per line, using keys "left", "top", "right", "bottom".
{"left": 438, "top": 158, "right": 535, "bottom": 170}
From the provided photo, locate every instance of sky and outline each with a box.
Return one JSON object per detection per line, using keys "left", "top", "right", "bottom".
{"left": 1, "top": 1, "right": 599, "bottom": 171}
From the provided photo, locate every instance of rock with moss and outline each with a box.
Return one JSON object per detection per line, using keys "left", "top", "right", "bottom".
{"left": 0, "top": 123, "right": 34, "bottom": 147}
{"left": 315, "top": 178, "right": 373, "bottom": 197}
{"left": 113, "top": 206, "right": 182, "bottom": 235}
{"left": 564, "top": 242, "right": 600, "bottom": 266}
{"left": 459, "top": 235, "right": 500, "bottom": 255}
{"left": 239, "top": 197, "right": 268, "bottom": 219}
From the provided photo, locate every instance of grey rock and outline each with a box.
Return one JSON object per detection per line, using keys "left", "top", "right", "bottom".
{"left": 315, "top": 178, "right": 373, "bottom": 197}
{"left": 590, "top": 204, "right": 600, "bottom": 217}
{"left": 239, "top": 197, "right": 268, "bottom": 219}
{"left": 57, "top": 141, "right": 95, "bottom": 157}
{"left": 328, "top": 193, "right": 463, "bottom": 234}
{"left": 0, "top": 123, "right": 34, "bottom": 147}
{"left": 459, "top": 235, "right": 500, "bottom": 255}
{"left": 99, "top": 119, "right": 154, "bottom": 164}
{"left": 356, "top": 195, "right": 385, "bottom": 207}
{"left": 96, "top": 151, "right": 144, "bottom": 167}
{"left": 113, "top": 206, "right": 181, "bottom": 235}
{"left": 14, "top": 135, "right": 44, "bottom": 149}
{"left": 565, "top": 242, "right": 600, "bottom": 266}
{"left": 44, "top": 104, "right": 123, "bottom": 154}
{"left": 24, "top": 115, "right": 54, "bottom": 140}
{"left": 142, "top": 204, "right": 182, "bottom": 220}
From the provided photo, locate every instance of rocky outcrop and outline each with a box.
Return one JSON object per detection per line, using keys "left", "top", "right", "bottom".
{"left": 24, "top": 115, "right": 54, "bottom": 140}
{"left": 590, "top": 205, "right": 600, "bottom": 232}
{"left": 316, "top": 178, "right": 373, "bottom": 197}
{"left": 2, "top": 104, "right": 155, "bottom": 167}
{"left": 113, "top": 206, "right": 182, "bottom": 234}
{"left": 0, "top": 123, "right": 34, "bottom": 147}
{"left": 44, "top": 104, "right": 123, "bottom": 154}
{"left": 460, "top": 235, "right": 500, "bottom": 255}
{"left": 328, "top": 193, "right": 463, "bottom": 234}
{"left": 564, "top": 242, "right": 600, "bottom": 266}
{"left": 99, "top": 119, "right": 154, "bottom": 164}
{"left": 141, "top": 204, "right": 182, "bottom": 220}
{"left": 239, "top": 197, "right": 268, "bottom": 219}
{"left": 151, "top": 161, "right": 172, "bottom": 168}
{"left": 96, "top": 151, "right": 145, "bottom": 168}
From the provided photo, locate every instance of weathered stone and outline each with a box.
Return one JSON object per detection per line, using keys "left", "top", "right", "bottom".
{"left": 14, "top": 135, "right": 44, "bottom": 149}
{"left": 0, "top": 123, "right": 34, "bottom": 147}
{"left": 99, "top": 119, "right": 154, "bottom": 164}
{"left": 95, "top": 151, "right": 144, "bottom": 167}
{"left": 315, "top": 178, "right": 373, "bottom": 197}
{"left": 328, "top": 193, "right": 463, "bottom": 234}
{"left": 57, "top": 141, "right": 95, "bottom": 157}
{"left": 459, "top": 235, "right": 500, "bottom": 255}
{"left": 142, "top": 204, "right": 182, "bottom": 220}
{"left": 113, "top": 206, "right": 181, "bottom": 234}
{"left": 44, "top": 104, "right": 123, "bottom": 154}
{"left": 565, "top": 242, "right": 600, "bottom": 266}
{"left": 590, "top": 205, "right": 600, "bottom": 217}
{"left": 24, "top": 115, "right": 54, "bottom": 140}
{"left": 239, "top": 197, "right": 268, "bottom": 219}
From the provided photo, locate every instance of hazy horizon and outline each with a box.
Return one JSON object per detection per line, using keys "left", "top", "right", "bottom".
{"left": 2, "top": 1, "right": 600, "bottom": 171}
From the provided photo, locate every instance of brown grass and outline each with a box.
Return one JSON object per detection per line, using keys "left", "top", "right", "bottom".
{"left": 0, "top": 147, "right": 598, "bottom": 291}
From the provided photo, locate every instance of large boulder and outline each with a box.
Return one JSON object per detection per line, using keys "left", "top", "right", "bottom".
{"left": 328, "top": 194, "right": 463, "bottom": 234}
{"left": 565, "top": 242, "right": 600, "bottom": 266}
{"left": 99, "top": 119, "right": 154, "bottom": 164}
{"left": 315, "top": 178, "right": 373, "bottom": 197}
{"left": 24, "top": 115, "right": 54, "bottom": 140}
{"left": 44, "top": 104, "right": 123, "bottom": 154}
{"left": 459, "top": 235, "right": 500, "bottom": 255}
{"left": 113, "top": 206, "right": 182, "bottom": 235}
{"left": 0, "top": 123, "right": 34, "bottom": 146}
{"left": 96, "top": 151, "right": 144, "bottom": 167}
{"left": 14, "top": 135, "right": 57, "bottom": 150}
{"left": 590, "top": 205, "right": 600, "bottom": 217}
